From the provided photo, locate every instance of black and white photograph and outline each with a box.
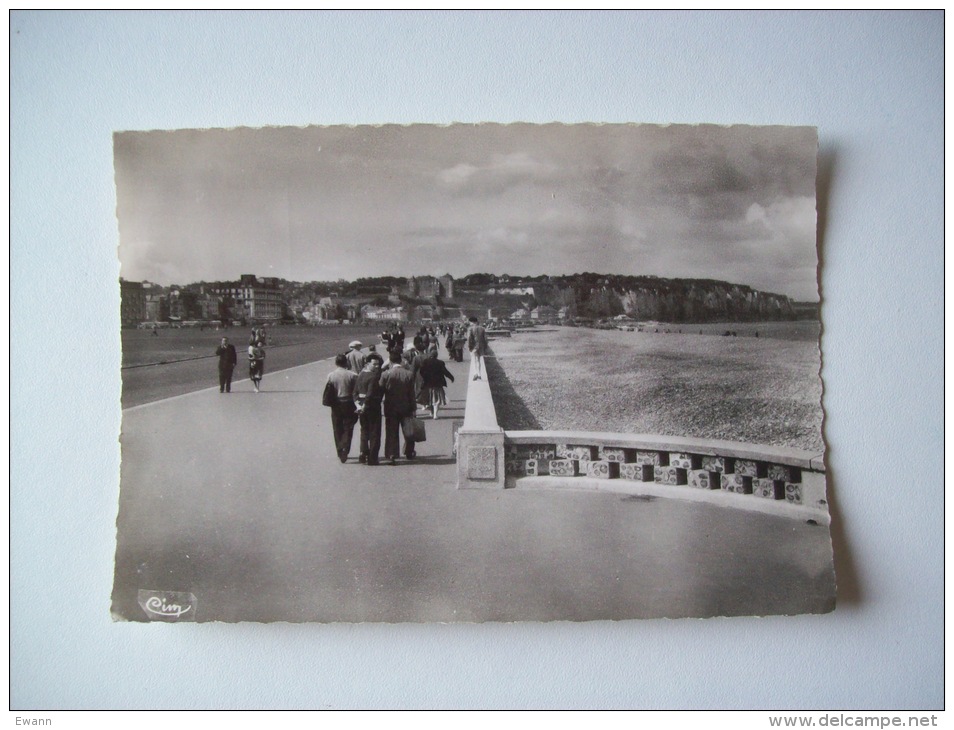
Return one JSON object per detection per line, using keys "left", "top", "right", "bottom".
{"left": 13, "top": 9, "right": 943, "bottom": 712}
{"left": 112, "top": 122, "right": 834, "bottom": 622}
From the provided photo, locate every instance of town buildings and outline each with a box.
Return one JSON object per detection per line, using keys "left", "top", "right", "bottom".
{"left": 120, "top": 279, "right": 146, "bottom": 327}
{"left": 406, "top": 274, "right": 454, "bottom": 299}
{"left": 361, "top": 305, "right": 406, "bottom": 322}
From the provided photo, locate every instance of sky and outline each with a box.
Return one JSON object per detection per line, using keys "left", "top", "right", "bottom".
{"left": 115, "top": 123, "right": 820, "bottom": 301}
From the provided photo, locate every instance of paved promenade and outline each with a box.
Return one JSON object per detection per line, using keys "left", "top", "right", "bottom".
{"left": 113, "top": 344, "right": 835, "bottom": 623}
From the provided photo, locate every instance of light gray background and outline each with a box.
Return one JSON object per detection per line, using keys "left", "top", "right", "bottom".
{"left": 11, "top": 11, "right": 943, "bottom": 709}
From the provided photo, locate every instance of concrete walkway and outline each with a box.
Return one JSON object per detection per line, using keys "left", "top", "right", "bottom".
{"left": 112, "top": 343, "right": 835, "bottom": 623}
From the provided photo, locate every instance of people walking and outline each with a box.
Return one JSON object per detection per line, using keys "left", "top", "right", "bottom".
{"left": 404, "top": 336, "right": 428, "bottom": 412}
{"left": 249, "top": 326, "right": 266, "bottom": 348}
{"left": 248, "top": 342, "right": 266, "bottom": 392}
{"left": 325, "top": 353, "right": 358, "bottom": 463}
{"left": 419, "top": 349, "right": 455, "bottom": 419}
{"left": 347, "top": 340, "right": 366, "bottom": 374}
{"left": 215, "top": 337, "right": 237, "bottom": 393}
{"left": 452, "top": 325, "right": 467, "bottom": 363}
{"left": 353, "top": 353, "right": 384, "bottom": 465}
{"left": 467, "top": 316, "right": 488, "bottom": 380}
{"left": 379, "top": 350, "right": 417, "bottom": 465}
{"left": 381, "top": 329, "right": 394, "bottom": 354}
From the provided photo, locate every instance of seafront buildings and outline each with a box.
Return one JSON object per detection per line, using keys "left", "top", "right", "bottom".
{"left": 119, "top": 273, "right": 459, "bottom": 327}
{"left": 120, "top": 271, "right": 814, "bottom": 327}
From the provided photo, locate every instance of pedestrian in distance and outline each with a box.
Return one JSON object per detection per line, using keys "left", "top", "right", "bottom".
{"left": 453, "top": 325, "right": 467, "bottom": 363}
{"left": 215, "top": 337, "right": 237, "bottom": 393}
{"left": 347, "top": 340, "right": 366, "bottom": 374}
{"left": 248, "top": 342, "right": 266, "bottom": 393}
{"left": 325, "top": 353, "right": 358, "bottom": 463}
{"left": 467, "top": 316, "right": 488, "bottom": 380}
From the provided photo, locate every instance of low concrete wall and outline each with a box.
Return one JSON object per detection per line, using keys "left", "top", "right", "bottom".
{"left": 505, "top": 431, "right": 828, "bottom": 522}
{"left": 456, "top": 349, "right": 505, "bottom": 489}
{"left": 457, "top": 345, "right": 828, "bottom": 522}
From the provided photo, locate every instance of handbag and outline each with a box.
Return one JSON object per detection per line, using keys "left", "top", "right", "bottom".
{"left": 322, "top": 380, "right": 336, "bottom": 407}
{"left": 402, "top": 416, "right": 427, "bottom": 442}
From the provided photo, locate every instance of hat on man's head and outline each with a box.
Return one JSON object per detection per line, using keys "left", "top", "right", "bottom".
{"left": 349, "top": 340, "right": 362, "bottom": 349}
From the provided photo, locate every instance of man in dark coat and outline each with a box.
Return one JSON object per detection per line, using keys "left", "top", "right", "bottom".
{"left": 215, "top": 337, "right": 237, "bottom": 393}
{"left": 379, "top": 350, "right": 417, "bottom": 465}
{"left": 353, "top": 353, "right": 384, "bottom": 465}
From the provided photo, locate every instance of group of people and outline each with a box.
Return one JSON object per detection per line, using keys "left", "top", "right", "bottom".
{"left": 212, "top": 318, "right": 488, "bottom": 465}
{"left": 443, "top": 323, "right": 469, "bottom": 364}
{"left": 215, "top": 326, "right": 267, "bottom": 394}
{"left": 323, "top": 317, "right": 487, "bottom": 466}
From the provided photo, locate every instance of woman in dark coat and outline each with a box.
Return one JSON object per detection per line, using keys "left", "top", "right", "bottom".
{"left": 418, "top": 349, "right": 455, "bottom": 419}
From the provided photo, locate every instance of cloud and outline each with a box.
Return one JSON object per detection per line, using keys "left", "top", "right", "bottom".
{"left": 437, "top": 163, "right": 478, "bottom": 188}
{"left": 668, "top": 195, "right": 818, "bottom": 298}
{"left": 115, "top": 124, "right": 819, "bottom": 299}
{"left": 436, "top": 152, "right": 557, "bottom": 196}
{"left": 745, "top": 196, "right": 816, "bottom": 245}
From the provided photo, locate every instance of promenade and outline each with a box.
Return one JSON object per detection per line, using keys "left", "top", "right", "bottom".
{"left": 113, "top": 342, "right": 835, "bottom": 623}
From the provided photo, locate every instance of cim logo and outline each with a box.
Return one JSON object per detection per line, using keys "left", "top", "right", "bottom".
{"left": 137, "top": 590, "right": 197, "bottom": 622}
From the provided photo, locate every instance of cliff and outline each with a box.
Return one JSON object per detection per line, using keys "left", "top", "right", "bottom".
{"left": 552, "top": 275, "right": 799, "bottom": 323}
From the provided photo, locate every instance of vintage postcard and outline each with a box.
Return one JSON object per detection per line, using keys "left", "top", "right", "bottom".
{"left": 113, "top": 123, "right": 833, "bottom": 622}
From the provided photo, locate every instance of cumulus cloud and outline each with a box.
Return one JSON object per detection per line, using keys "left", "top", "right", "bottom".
{"left": 745, "top": 196, "right": 816, "bottom": 244}
{"left": 437, "top": 152, "right": 557, "bottom": 196}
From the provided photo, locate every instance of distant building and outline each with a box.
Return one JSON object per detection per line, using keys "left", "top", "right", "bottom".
{"left": 412, "top": 304, "right": 436, "bottom": 322}
{"left": 167, "top": 288, "right": 201, "bottom": 321}
{"left": 197, "top": 292, "right": 221, "bottom": 321}
{"left": 489, "top": 285, "right": 536, "bottom": 296}
{"left": 530, "top": 305, "right": 558, "bottom": 321}
{"left": 422, "top": 277, "right": 440, "bottom": 298}
{"left": 406, "top": 274, "right": 454, "bottom": 300}
{"left": 120, "top": 279, "right": 146, "bottom": 327}
{"left": 314, "top": 297, "right": 341, "bottom": 321}
{"left": 362, "top": 305, "right": 406, "bottom": 322}
{"left": 239, "top": 274, "right": 282, "bottom": 321}
{"left": 209, "top": 274, "right": 282, "bottom": 322}
{"left": 306, "top": 297, "right": 359, "bottom": 322}
{"left": 144, "top": 294, "right": 165, "bottom": 322}
{"left": 438, "top": 274, "right": 455, "bottom": 299}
